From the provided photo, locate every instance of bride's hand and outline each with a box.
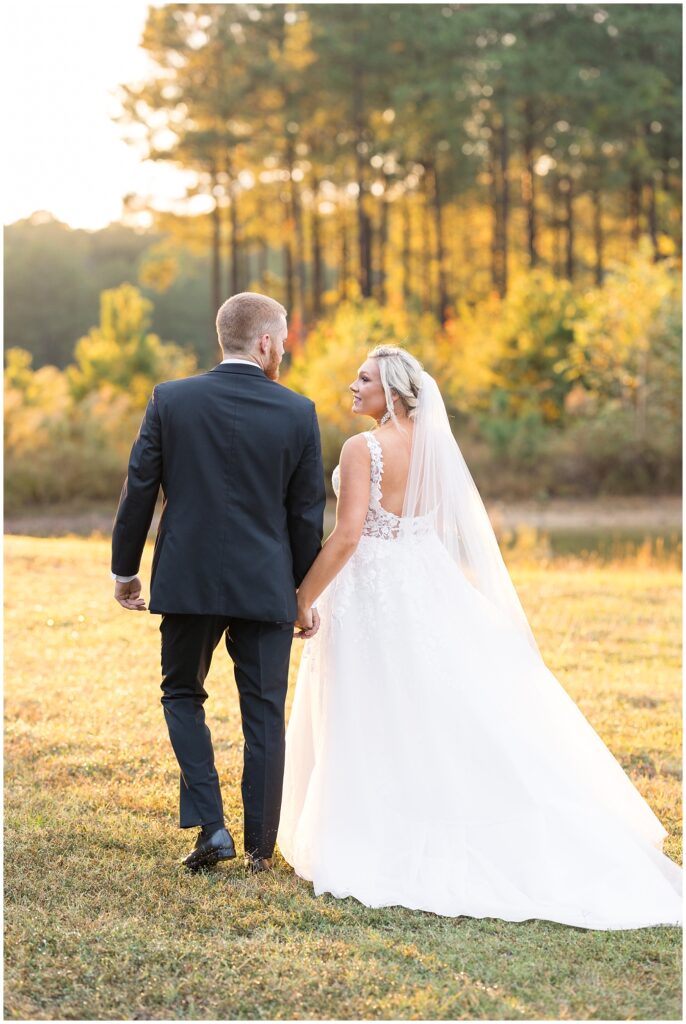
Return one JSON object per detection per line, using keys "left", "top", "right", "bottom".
{"left": 295, "top": 601, "right": 320, "bottom": 640}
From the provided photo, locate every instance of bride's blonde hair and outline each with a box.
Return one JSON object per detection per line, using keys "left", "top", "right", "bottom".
{"left": 368, "top": 345, "right": 423, "bottom": 425}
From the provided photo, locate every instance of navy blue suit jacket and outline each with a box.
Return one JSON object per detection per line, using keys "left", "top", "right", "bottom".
{"left": 111, "top": 362, "right": 326, "bottom": 621}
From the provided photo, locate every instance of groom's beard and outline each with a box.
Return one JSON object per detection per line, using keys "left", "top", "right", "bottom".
{"left": 265, "top": 344, "right": 281, "bottom": 381}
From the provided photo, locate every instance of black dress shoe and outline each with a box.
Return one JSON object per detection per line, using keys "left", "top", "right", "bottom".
{"left": 244, "top": 852, "right": 273, "bottom": 874}
{"left": 182, "top": 827, "right": 236, "bottom": 871}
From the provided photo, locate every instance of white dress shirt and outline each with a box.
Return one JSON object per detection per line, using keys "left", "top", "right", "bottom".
{"left": 112, "top": 356, "right": 260, "bottom": 583}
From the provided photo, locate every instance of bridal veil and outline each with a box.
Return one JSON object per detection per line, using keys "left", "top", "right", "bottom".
{"left": 402, "top": 370, "right": 541, "bottom": 657}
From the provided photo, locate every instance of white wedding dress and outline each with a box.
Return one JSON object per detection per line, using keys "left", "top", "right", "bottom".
{"left": 277, "top": 429, "right": 682, "bottom": 930}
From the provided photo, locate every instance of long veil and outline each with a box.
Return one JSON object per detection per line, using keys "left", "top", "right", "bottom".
{"left": 402, "top": 371, "right": 542, "bottom": 658}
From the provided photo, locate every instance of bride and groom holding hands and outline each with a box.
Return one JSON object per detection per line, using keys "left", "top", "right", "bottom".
{"left": 112, "top": 291, "right": 682, "bottom": 929}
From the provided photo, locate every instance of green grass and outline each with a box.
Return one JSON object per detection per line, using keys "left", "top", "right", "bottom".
{"left": 4, "top": 535, "right": 683, "bottom": 1020}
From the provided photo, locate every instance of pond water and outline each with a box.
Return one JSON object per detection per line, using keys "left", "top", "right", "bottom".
{"left": 321, "top": 500, "right": 682, "bottom": 561}
{"left": 5, "top": 498, "right": 682, "bottom": 565}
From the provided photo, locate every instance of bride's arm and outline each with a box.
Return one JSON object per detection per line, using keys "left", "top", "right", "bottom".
{"left": 296, "top": 434, "right": 371, "bottom": 616}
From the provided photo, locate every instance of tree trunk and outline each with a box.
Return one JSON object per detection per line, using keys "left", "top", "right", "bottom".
{"left": 287, "top": 138, "right": 307, "bottom": 336}
{"left": 489, "top": 109, "right": 507, "bottom": 298}
{"left": 311, "top": 178, "right": 323, "bottom": 318}
{"left": 378, "top": 189, "right": 389, "bottom": 305}
{"left": 254, "top": 192, "right": 268, "bottom": 288}
{"left": 629, "top": 171, "right": 642, "bottom": 243}
{"left": 550, "top": 173, "right": 562, "bottom": 277}
{"left": 661, "top": 126, "right": 671, "bottom": 199}
{"left": 357, "top": 179, "right": 372, "bottom": 298}
{"left": 367, "top": 215, "right": 376, "bottom": 300}
{"left": 499, "top": 101, "right": 509, "bottom": 297}
{"left": 242, "top": 245, "right": 252, "bottom": 291}
{"left": 229, "top": 187, "right": 239, "bottom": 294}
{"left": 258, "top": 237, "right": 268, "bottom": 288}
{"left": 462, "top": 208, "right": 474, "bottom": 292}
{"left": 563, "top": 176, "right": 575, "bottom": 280}
{"left": 429, "top": 159, "right": 448, "bottom": 323}
{"left": 339, "top": 206, "right": 349, "bottom": 301}
{"left": 591, "top": 186, "right": 604, "bottom": 286}
{"left": 646, "top": 175, "right": 660, "bottom": 261}
{"left": 353, "top": 77, "right": 372, "bottom": 298}
{"left": 660, "top": 127, "right": 680, "bottom": 255}
{"left": 403, "top": 193, "right": 413, "bottom": 301}
{"left": 211, "top": 188, "right": 222, "bottom": 327}
{"left": 488, "top": 150, "right": 499, "bottom": 293}
{"left": 421, "top": 185, "right": 432, "bottom": 314}
{"left": 358, "top": 191, "right": 372, "bottom": 299}
{"left": 283, "top": 197, "right": 294, "bottom": 313}
{"left": 523, "top": 99, "right": 538, "bottom": 267}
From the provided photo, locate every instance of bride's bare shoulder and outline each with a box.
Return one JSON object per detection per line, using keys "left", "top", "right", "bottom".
{"left": 340, "top": 431, "right": 370, "bottom": 454}
{"left": 338, "top": 433, "right": 371, "bottom": 473}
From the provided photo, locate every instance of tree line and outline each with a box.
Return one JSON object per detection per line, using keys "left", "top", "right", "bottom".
{"left": 5, "top": 245, "right": 681, "bottom": 510}
{"left": 118, "top": 2, "right": 681, "bottom": 341}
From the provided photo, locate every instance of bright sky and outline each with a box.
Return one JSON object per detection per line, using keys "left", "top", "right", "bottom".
{"left": 4, "top": 0, "right": 191, "bottom": 230}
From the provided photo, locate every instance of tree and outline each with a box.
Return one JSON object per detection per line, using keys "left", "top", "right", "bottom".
{"left": 68, "top": 283, "right": 197, "bottom": 405}
{"left": 117, "top": 4, "right": 255, "bottom": 339}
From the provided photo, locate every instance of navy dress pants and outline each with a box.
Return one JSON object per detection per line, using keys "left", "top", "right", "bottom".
{"left": 159, "top": 613, "right": 293, "bottom": 859}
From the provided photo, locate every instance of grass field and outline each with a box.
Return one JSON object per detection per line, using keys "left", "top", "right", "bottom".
{"left": 4, "top": 534, "right": 683, "bottom": 1020}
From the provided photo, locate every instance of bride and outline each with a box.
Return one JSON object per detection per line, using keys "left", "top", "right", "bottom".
{"left": 277, "top": 345, "right": 682, "bottom": 930}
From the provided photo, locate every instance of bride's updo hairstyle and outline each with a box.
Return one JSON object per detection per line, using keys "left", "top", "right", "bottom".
{"left": 368, "top": 345, "right": 423, "bottom": 426}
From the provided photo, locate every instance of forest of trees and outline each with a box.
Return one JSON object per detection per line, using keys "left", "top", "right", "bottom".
{"left": 4, "top": 3, "right": 682, "bottom": 509}
{"left": 115, "top": 2, "right": 681, "bottom": 344}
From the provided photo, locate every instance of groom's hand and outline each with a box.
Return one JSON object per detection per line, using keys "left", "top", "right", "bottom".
{"left": 294, "top": 605, "right": 320, "bottom": 640}
{"left": 114, "top": 576, "right": 147, "bottom": 611}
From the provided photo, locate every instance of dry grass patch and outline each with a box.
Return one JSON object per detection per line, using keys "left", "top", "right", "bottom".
{"left": 4, "top": 535, "right": 682, "bottom": 1020}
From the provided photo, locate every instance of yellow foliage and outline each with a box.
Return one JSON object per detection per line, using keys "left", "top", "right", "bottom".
{"left": 67, "top": 283, "right": 197, "bottom": 406}
{"left": 565, "top": 243, "right": 681, "bottom": 413}
{"left": 137, "top": 241, "right": 180, "bottom": 293}
{"left": 285, "top": 300, "right": 441, "bottom": 432}
{"left": 4, "top": 287, "right": 197, "bottom": 509}
{"left": 435, "top": 294, "right": 503, "bottom": 412}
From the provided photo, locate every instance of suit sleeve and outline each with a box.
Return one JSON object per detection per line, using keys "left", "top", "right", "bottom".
{"left": 111, "top": 387, "right": 163, "bottom": 577}
{"left": 286, "top": 403, "right": 326, "bottom": 587}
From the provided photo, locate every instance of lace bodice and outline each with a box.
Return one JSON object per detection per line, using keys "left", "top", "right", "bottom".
{"left": 332, "top": 431, "right": 432, "bottom": 541}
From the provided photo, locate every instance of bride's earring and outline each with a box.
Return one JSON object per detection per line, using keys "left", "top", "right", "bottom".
{"left": 379, "top": 410, "right": 391, "bottom": 425}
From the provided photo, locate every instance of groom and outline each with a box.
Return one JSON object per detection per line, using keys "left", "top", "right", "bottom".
{"left": 111, "top": 292, "right": 326, "bottom": 873}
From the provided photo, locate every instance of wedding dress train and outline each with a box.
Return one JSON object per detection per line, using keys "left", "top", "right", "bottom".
{"left": 277, "top": 429, "right": 682, "bottom": 930}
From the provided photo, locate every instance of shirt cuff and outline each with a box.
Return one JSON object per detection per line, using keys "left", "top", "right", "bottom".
{"left": 112, "top": 573, "right": 137, "bottom": 583}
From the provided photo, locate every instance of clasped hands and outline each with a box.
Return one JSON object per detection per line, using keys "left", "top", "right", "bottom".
{"left": 295, "top": 595, "right": 319, "bottom": 640}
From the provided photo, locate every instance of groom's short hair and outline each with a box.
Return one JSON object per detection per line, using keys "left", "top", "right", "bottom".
{"left": 216, "top": 292, "right": 287, "bottom": 354}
